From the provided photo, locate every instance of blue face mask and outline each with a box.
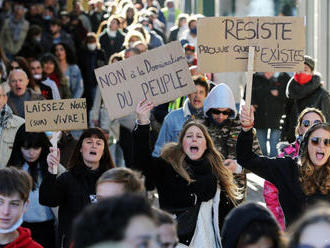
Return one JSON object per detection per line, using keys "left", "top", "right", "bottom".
{"left": 190, "top": 27, "right": 197, "bottom": 35}
{"left": 44, "top": 15, "right": 51, "bottom": 20}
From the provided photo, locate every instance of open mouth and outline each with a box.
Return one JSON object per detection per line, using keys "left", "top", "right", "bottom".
{"left": 190, "top": 146, "right": 199, "bottom": 154}
{"left": 89, "top": 151, "right": 97, "bottom": 156}
{"left": 316, "top": 151, "right": 324, "bottom": 160}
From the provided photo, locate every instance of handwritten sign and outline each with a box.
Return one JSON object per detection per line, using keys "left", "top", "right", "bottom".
{"left": 94, "top": 41, "right": 196, "bottom": 120}
{"left": 197, "top": 17, "right": 305, "bottom": 72}
{"left": 24, "top": 98, "right": 87, "bottom": 132}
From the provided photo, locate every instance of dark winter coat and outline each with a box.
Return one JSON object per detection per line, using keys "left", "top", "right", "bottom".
{"left": 99, "top": 30, "right": 125, "bottom": 61}
{"left": 251, "top": 73, "right": 289, "bottom": 129}
{"left": 283, "top": 74, "right": 330, "bottom": 143}
{"left": 133, "top": 124, "right": 234, "bottom": 246}
{"left": 39, "top": 165, "right": 104, "bottom": 248}
{"left": 237, "top": 129, "right": 330, "bottom": 226}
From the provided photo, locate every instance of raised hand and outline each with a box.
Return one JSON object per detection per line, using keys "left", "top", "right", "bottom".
{"left": 136, "top": 99, "right": 154, "bottom": 125}
{"left": 47, "top": 147, "right": 60, "bottom": 174}
{"left": 240, "top": 105, "right": 254, "bottom": 132}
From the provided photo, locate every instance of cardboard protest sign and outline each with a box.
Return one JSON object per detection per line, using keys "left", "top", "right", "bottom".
{"left": 197, "top": 17, "right": 305, "bottom": 72}
{"left": 24, "top": 98, "right": 87, "bottom": 132}
{"left": 94, "top": 41, "right": 196, "bottom": 120}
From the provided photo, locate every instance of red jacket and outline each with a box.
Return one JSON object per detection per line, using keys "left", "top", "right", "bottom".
{"left": 5, "top": 227, "right": 43, "bottom": 248}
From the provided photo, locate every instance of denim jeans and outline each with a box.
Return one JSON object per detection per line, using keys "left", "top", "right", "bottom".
{"left": 256, "top": 128, "right": 281, "bottom": 157}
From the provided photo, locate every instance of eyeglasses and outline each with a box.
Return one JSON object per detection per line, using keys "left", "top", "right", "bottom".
{"left": 210, "top": 109, "right": 231, "bottom": 116}
{"left": 310, "top": 137, "right": 330, "bottom": 147}
{"left": 302, "top": 119, "right": 321, "bottom": 128}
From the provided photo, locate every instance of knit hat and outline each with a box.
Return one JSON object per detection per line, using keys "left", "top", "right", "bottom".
{"left": 304, "top": 55, "right": 315, "bottom": 71}
{"left": 221, "top": 202, "right": 280, "bottom": 248}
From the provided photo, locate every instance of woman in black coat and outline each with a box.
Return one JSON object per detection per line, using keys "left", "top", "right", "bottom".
{"left": 39, "top": 128, "right": 115, "bottom": 248}
{"left": 134, "top": 100, "right": 240, "bottom": 246}
{"left": 238, "top": 105, "right": 330, "bottom": 227}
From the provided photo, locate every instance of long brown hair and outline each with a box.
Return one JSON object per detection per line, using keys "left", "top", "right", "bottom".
{"left": 295, "top": 107, "right": 326, "bottom": 136}
{"left": 299, "top": 123, "right": 330, "bottom": 195}
{"left": 161, "top": 121, "right": 241, "bottom": 203}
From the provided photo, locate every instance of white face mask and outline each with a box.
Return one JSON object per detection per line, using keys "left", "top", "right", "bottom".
{"left": 33, "top": 74, "right": 42, "bottom": 80}
{"left": 87, "top": 43, "right": 97, "bottom": 51}
{"left": 107, "top": 30, "right": 117, "bottom": 38}
{"left": 129, "top": 42, "right": 135, "bottom": 48}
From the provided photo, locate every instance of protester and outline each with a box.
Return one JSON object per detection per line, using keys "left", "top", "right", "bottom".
{"left": 17, "top": 25, "right": 44, "bottom": 61}
{"left": 6, "top": 69, "right": 44, "bottom": 118}
{"left": 134, "top": 100, "right": 240, "bottom": 246}
{"left": 72, "top": 194, "right": 158, "bottom": 248}
{"left": 96, "top": 167, "right": 144, "bottom": 200}
{"left": 7, "top": 124, "right": 65, "bottom": 248}
{"left": 168, "top": 13, "right": 188, "bottom": 42}
{"left": 181, "top": 16, "right": 197, "bottom": 48}
{"left": 29, "top": 58, "right": 61, "bottom": 100}
{"left": 221, "top": 202, "right": 286, "bottom": 248}
{"left": 288, "top": 202, "right": 330, "bottom": 248}
{"left": 40, "top": 53, "right": 71, "bottom": 99}
{"left": 52, "top": 42, "right": 84, "bottom": 98}
{"left": 283, "top": 55, "right": 330, "bottom": 143}
{"left": 251, "top": 72, "right": 288, "bottom": 157}
{"left": 264, "top": 107, "right": 326, "bottom": 230}
{"left": 153, "top": 208, "right": 179, "bottom": 248}
{"left": 203, "top": 83, "right": 261, "bottom": 199}
{"left": 0, "top": 2, "right": 29, "bottom": 59}
{"left": 0, "top": 84, "right": 25, "bottom": 168}
{"left": 161, "top": 0, "right": 181, "bottom": 36}
{"left": 238, "top": 105, "right": 330, "bottom": 227}
{"left": 0, "top": 167, "right": 42, "bottom": 248}
{"left": 39, "top": 128, "right": 115, "bottom": 248}
{"left": 152, "top": 76, "right": 209, "bottom": 157}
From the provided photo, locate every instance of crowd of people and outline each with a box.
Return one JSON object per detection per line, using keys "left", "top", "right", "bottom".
{"left": 0, "top": 0, "right": 330, "bottom": 248}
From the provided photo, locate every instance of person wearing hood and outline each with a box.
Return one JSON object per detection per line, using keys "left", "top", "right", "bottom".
{"left": 283, "top": 55, "right": 330, "bottom": 143}
{"left": 0, "top": 167, "right": 42, "bottom": 248}
{"left": 221, "top": 202, "right": 285, "bottom": 248}
{"left": 203, "top": 83, "right": 261, "bottom": 199}
{"left": 99, "top": 15, "right": 125, "bottom": 61}
{"left": 152, "top": 76, "right": 209, "bottom": 157}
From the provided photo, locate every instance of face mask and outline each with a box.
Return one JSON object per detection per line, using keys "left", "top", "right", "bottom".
{"left": 107, "top": 30, "right": 117, "bottom": 38}
{"left": 190, "top": 27, "right": 197, "bottom": 35}
{"left": 129, "top": 42, "right": 134, "bottom": 48}
{"left": 144, "top": 25, "right": 150, "bottom": 32}
{"left": 294, "top": 72, "right": 312, "bottom": 85}
{"left": 33, "top": 74, "right": 42, "bottom": 80}
{"left": 87, "top": 43, "right": 97, "bottom": 51}
{"left": 44, "top": 15, "right": 51, "bottom": 20}
{"left": 34, "top": 36, "right": 41, "bottom": 42}
{"left": 0, "top": 208, "right": 24, "bottom": 234}
{"left": 186, "top": 55, "right": 194, "bottom": 63}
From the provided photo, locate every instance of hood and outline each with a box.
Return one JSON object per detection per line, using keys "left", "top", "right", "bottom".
{"left": 203, "top": 83, "right": 236, "bottom": 119}
{"left": 221, "top": 202, "right": 280, "bottom": 248}
{"left": 6, "top": 227, "right": 42, "bottom": 248}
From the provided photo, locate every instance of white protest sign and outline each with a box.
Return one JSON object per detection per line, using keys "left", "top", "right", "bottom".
{"left": 94, "top": 41, "right": 196, "bottom": 120}
{"left": 197, "top": 16, "right": 305, "bottom": 72}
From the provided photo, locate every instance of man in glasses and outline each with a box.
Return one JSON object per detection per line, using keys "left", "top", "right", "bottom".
{"left": 284, "top": 55, "right": 330, "bottom": 143}
{"left": 203, "top": 83, "right": 261, "bottom": 200}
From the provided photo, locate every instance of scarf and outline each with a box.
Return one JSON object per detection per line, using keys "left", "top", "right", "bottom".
{"left": 188, "top": 102, "right": 204, "bottom": 119}
{"left": 0, "top": 104, "right": 13, "bottom": 128}
{"left": 47, "top": 72, "right": 61, "bottom": 87}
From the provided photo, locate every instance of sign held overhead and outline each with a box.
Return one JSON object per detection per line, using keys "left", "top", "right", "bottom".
{"left": 94, "top": 41, "right": 196, "bottom": 120}
{"left": 197, "top": 16, "right": 305, "bottom": 72}
{"left": 25, "top": 98, "right": 87, "bottom": 132}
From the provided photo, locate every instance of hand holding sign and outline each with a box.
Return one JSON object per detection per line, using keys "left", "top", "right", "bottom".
{"left": 240, "top": 105, "right": 255, "bottom": 132}
{"left": 49, "top": 131, "right": 61, "bottom": 174}
{"left": 47, "top": 147, "right": 60, "bottom": 175}
{"left": 136, "top": 99, "right": 154, "bottom": 125}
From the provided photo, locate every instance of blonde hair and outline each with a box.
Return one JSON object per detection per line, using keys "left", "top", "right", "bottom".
{"left": 161, "top": 121, "right": 241, "bottom": 203}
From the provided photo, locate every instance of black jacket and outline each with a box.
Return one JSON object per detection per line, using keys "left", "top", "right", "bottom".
{"left": 237, "top": 129, "right": 330, "bottom": 226}
{"left": 251, "top": 73, "right": 289, "bottom": 129}
{"left": 99, "top": 30, "right": 125, "bottom": 61}
{"left": 133, "top": 124, "right": 234, "bottom": 245}
{"left": 39, "top": 165, "right": 104, "bottom": 248}
{"left": 283, "top": 74, "right": 330, "bottom": 143}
